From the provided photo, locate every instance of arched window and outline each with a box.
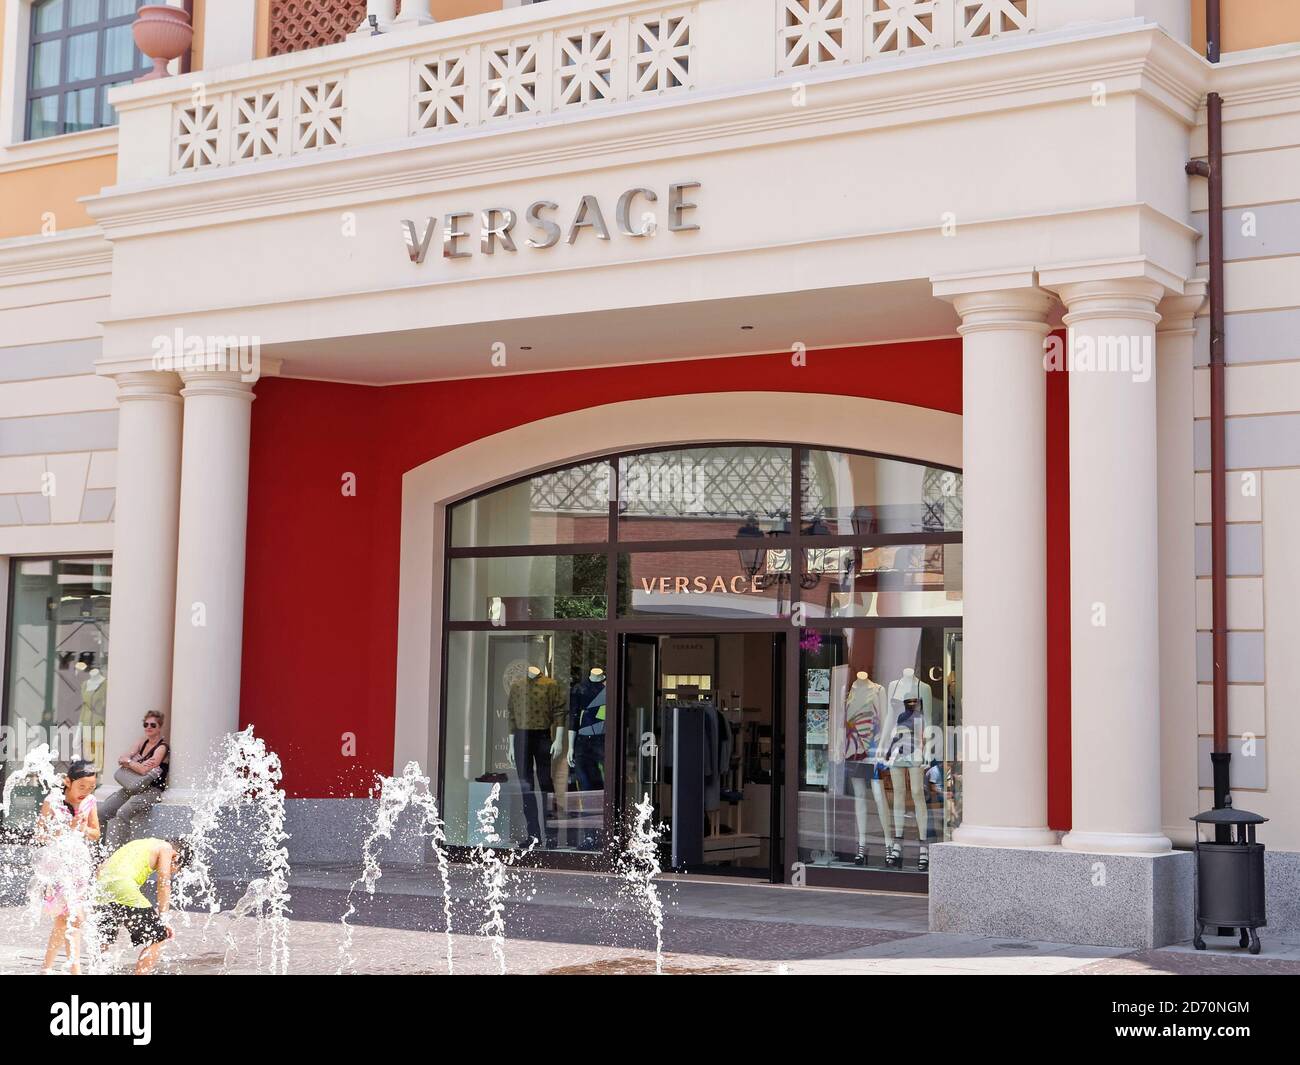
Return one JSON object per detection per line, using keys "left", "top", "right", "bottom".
{"left": 26, "top": 0, "right": 152, "bottom": 141}
{"left": 441, "top": 443, "right": 964, "bottom": 883}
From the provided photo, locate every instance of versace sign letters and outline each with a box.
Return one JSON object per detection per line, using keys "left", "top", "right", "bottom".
{"left": 402, "top": 182, "right": 701, "bottom": 264}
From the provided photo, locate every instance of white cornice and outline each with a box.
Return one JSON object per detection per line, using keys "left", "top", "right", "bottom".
{"left": 87, "top": 23, "right": 1208, "bottom": 238}
{"left": 1208, "top": 45, "right": 1300, "bottom": 111}
{"left": 0, "top": 126, "right": 117, "bottom": 175}
{"left": 91, "top": 201, "right": 1191, "bottom": 342}
{"left": 0, "top": 227, "right": 112, "bottom": 285}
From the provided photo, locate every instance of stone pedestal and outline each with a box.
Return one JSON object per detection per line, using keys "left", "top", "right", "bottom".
{"left": 929, "top": 842, "right": 1194, "bottom": 949}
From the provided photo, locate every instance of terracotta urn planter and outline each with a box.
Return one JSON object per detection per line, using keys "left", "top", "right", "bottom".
{"left": 133, "top": 5, "right": 193, "bottom": 82}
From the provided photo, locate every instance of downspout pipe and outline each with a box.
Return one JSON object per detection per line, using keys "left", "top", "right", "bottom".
{"left": 1185, "top": 0, "right": 1231, "bottom": 826}
{"left": 181, "top": 1, "right": 195, "bottom": 75}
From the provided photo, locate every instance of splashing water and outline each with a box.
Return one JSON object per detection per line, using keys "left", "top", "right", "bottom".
{"left": 468, "top": 783, "right": 534, "bottom": 975}
{"left": 2, "top": 745, "right": 105, "bottom": 972}
{"left": 338, "top": 761, "right": 455, "bottom": 974}
{"left": 616, "top": 794, "right": 666, "bottom": 975}
{"left": 0, "top": 744, "right": 61, "bottom": 820}
{"left": 174, "top": 727, "right": 291, "bottom": 975}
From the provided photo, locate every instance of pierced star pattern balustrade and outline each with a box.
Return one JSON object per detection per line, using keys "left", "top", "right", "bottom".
{"left": 160, "top": 0, "right": 1039, "bottom": 175}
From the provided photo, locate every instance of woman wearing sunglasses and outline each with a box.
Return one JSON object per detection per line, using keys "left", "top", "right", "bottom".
{"left": 98, "top": 710, "right": 170, "bottom": 852}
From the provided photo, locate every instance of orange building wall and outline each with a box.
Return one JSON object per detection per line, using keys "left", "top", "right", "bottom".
{"left": 1192, "top": 0, "right": 1300, "bottom": 53}
{"left": 191, "top": 0, "right": 206, "bottom": 70}
{"left": 0, "top": 154, "right": 118, "bottom": 239}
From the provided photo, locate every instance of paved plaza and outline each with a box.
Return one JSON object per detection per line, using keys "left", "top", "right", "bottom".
{"left": 3, "top": 862, "right": 1299, "bottom": 975}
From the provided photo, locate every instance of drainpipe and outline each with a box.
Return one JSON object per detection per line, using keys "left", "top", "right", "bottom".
{"left": 181, "top": 1, "right": 195, "bottom": 75}
{"left": 1185, "top": 0, "right": 1230, "bottom": 830}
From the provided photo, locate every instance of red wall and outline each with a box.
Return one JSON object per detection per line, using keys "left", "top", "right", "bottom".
{"left": 1045, "top": 352, "right": 1072, "bottom": 831}
{"left": 240, "top": 339, "right": 1068, "bottom": 807}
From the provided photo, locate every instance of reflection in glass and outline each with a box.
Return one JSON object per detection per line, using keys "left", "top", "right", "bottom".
{"left": 619, "top": 446, "right": 792, "bottom": 541}
{"left": 618, "top": 551, "right": 792, "bottom": 619}
{"left": 104, "top": 25, "right": 136, "bottom": 75}
{"left": 800, "top": 544, "right": 962, "bottom": 619}
{"left": 64, "top": 86, "right": 96, "bottom": 131}
{"left": 65, "top": 30, "right": 97, "bottom": 80}
{"left": 450, "top": 461, "right": 609, "bottom": 548}
{"left": 69, "top": 0, "right": 98, "bottom": 27}
{"left": 2, "top": 558, "right": 113, "bottom": 822}
{"left": 448, "top": 554, "right": 606, "bottom": 623}
{"left": 796, "top": 625, "right": 960, "bottom": 873}
{"left": 444, "top": 630, "right": 607, "bottom": 853}
{"left": 31, "top": 41, "right": 62, "bottom": 89}
{"left": 802, "top": 450, "right": 962, "bottom": 535}
{"left": 35, "top": 0, "right": 66, "bottom": 34}
{"left": 28, "top": 96, "right": 60, "bottom": 139}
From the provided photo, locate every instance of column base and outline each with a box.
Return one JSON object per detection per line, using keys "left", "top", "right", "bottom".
{"left": 952, "top": 824, "right": 1060, "bottom": 848}
{"left": 1061, "top": 829, "right": 1173, "bottom": 854}
{"left": 929, "top": 842, "right": 1194, "bottom": 949}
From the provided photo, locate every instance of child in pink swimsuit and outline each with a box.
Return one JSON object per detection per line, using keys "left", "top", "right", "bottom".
{"left": 36, "top": 760, "right": 100, "bottom": 974}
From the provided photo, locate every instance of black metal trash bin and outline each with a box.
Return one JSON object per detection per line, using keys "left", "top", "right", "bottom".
{"left": 1190, "top": 808, "right": 1267, "bottom": 954}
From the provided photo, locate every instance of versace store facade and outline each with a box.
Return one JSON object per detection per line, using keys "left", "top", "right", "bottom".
{"left": 442, "top": 444, "right": 962, "bottom": 889}
{"left": 14, "top": 0, "right": 1300, "bottom": 946}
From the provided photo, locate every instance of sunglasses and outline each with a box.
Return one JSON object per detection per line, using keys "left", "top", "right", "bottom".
{"left": 142, "top": 721, "right": 160, "bottom": 729}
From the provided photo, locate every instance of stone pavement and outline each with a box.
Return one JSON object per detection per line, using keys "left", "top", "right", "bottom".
{"left": 3, "top": 861, "right": 1298, "bottom": 975}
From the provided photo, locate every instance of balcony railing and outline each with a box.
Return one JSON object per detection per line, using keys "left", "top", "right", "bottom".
{"left": 115, "top": 0, "right": 1055, "bottom": 180}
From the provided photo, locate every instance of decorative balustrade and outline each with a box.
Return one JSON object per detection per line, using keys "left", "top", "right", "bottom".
{"left": 777, "top": 0, "right": 1036, "bottom": 73}
{"left": 124, "top": 0, "right": 1046, "bottom": 178}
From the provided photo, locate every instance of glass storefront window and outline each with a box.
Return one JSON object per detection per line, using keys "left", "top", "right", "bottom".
{"left": 618, "top": 550, "right": 793, "bottom": 619}
{"left": 447, "top": 554, "right": 607, "bottom": 622}
{"left": 2, "top": 558, "right": 112, "bottom": 820}
{"left": 800, "top": 544, "right": 963, "bottom": 619}
{"left": 618, "top": 446, "right": 792, "bottom": 541}
{"left": 796, "top": 625, "right": 961, "bottom": 873}
{"left": 443, "top": 630, "right": 607, "bottom": 853}
{"left": 802, "top": 450, "right": 962, "bottom": 535}
{"left": 443, "top": 443, "right": 962, "bottom": 882}
{"left": 450, "top": 460, "right": 610, "bottom": 548}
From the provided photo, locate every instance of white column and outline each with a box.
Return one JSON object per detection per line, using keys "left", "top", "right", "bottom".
{"left": 1055, "top": 278, "right": 1172, "bottom": 854}
{"left": 394, "top": 0, "right": 434, "bottom": 28}
{"left": 200, "top": 0, "right": 258, "bottom": 68}
{"left": 104, "top": 372, "right": 183, "bottom": 768}
{"left": 1157, "top": 281, "right": 1207, "bottom": 847}
{"left": 934, "top": 277, "right": 1057, "bottom": 847}
{"left": 167, "top": 371, "right": 255, "bottom": 794}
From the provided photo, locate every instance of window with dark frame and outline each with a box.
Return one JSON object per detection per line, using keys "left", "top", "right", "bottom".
{"left": 441, "top": 442, "right": 964, "bottom": 873}
{"left": 26, "top": 0, "right": 151, "bottom": 142}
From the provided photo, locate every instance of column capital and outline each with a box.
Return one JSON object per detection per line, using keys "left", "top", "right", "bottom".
{"left": 112, "top": 370, "right": 183, "bottom": 404}
{"left": 1157, "top": 277, "right": 1209, "bottom": 336}
{"left": 1054, "top": 277, "right": 1166, "bottom": 326}
{"left": 951, "top": 289, "right": 1055, "bottom": 336}
{"left": 932, "top": 269, "right": 1054, "bottom": 335}
{"left": 179, "top": 369, "right": 258, "bottom": 401}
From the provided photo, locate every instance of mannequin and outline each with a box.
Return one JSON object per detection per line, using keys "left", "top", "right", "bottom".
{"left": 505, "top": 665, "right": 567, "bottom": 847}
{"left": 78, "top": 664, "right": 107, "bottom": 769}
{"left": 567, "top": 667, "right": 607, "bottom": 791}
{"left": 834, "top": 670, "right": 889, "bottom": 865}
{"left": 879, "top": 667, "right": 934, "bottom": 870}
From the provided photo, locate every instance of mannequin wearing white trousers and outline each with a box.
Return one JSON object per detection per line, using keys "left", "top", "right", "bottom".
{"left": 880, "top": 668, "right": 934, "bottom": 868}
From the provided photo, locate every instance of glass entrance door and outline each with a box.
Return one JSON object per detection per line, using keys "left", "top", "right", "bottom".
{"left": 619, "top": 632, "right": 782, "bottom": 880}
